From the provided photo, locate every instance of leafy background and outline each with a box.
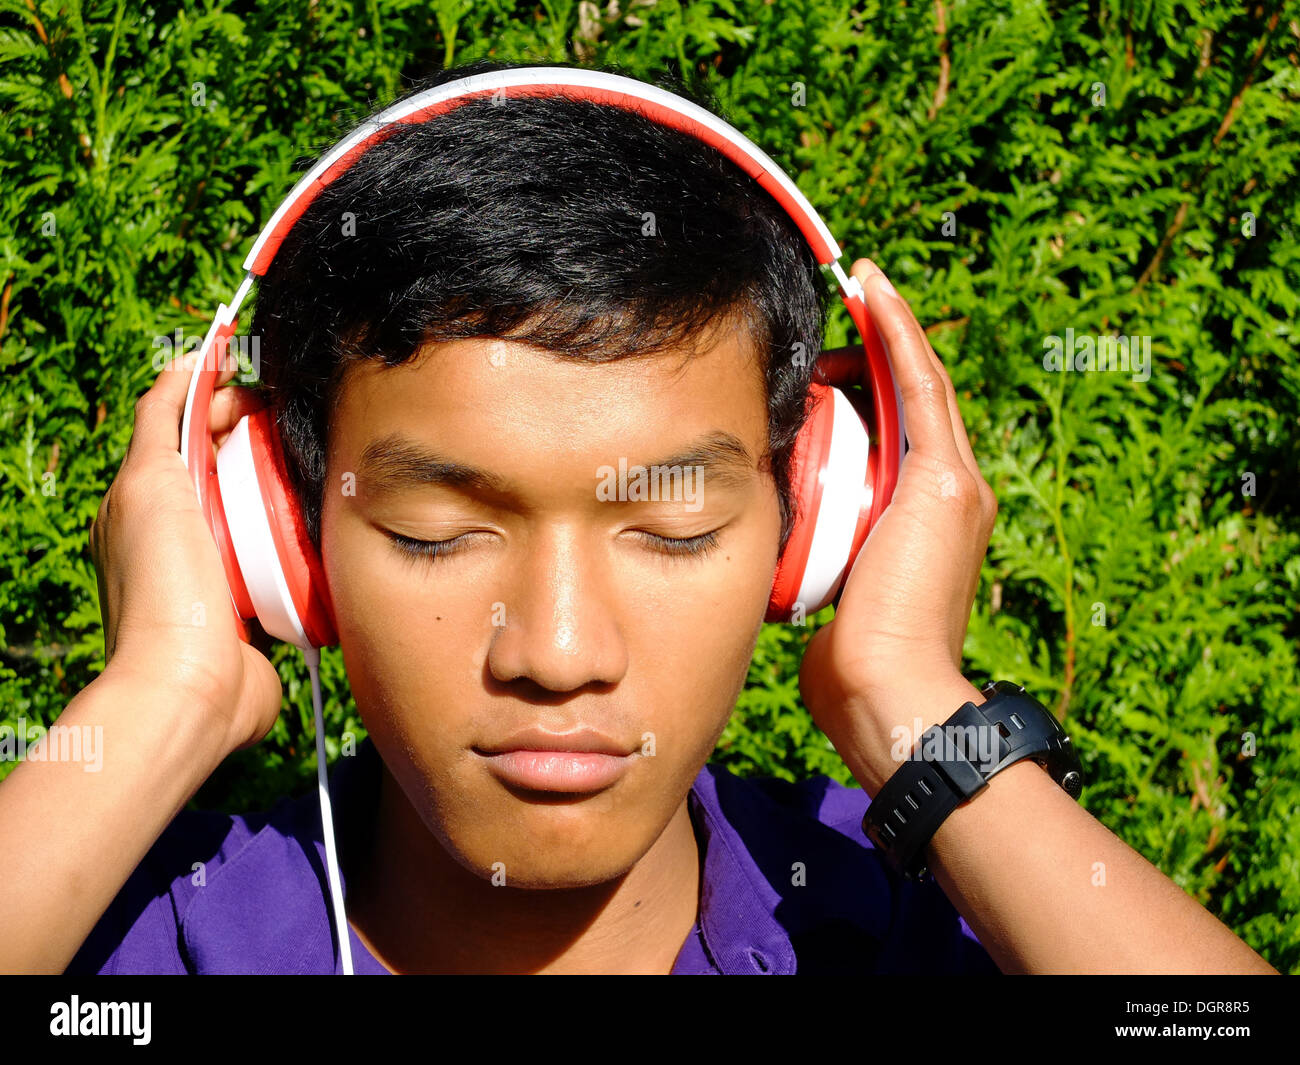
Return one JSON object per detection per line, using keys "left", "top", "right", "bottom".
{"left": 1, "top": 0, "right": 1297, "bottom": 971}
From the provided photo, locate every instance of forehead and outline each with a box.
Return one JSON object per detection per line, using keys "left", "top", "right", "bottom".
{"left": 327, "top": 325, "right": 770, "bottom": 470}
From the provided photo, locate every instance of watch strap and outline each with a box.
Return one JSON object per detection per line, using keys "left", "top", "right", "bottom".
{"left": 861, "top": 702, "right": 991, "bottom": 881}
{"left": 861, "top": 681, "right": 1084, "bottom": 881}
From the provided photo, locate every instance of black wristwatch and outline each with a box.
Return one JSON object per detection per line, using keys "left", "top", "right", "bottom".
{"left": 861, "top": 680, "right": 1084, "bottom": 882}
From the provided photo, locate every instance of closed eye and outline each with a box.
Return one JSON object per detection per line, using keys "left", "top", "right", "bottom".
{"left": 634, "top": 529, "right": 722, "bottom": 559}
{"left": 384, "top": 528, "right": 724, "bottom": 564}
{"left": 385, "top": 531, "right": 486, "bottom": 563}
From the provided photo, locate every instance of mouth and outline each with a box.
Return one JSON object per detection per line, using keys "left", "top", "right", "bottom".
{"left": 473, "top": 726, "right": 638, "bottom": 795}
{"left": 478, "top": 728, "right": 639, "bottom": 795}
{"left": 472, "top": 749, "right": 636, "bottom": 795}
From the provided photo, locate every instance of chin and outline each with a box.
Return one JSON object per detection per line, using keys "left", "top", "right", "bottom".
{"left": 450, "top": 832, "right": 643, "bottom": 891}
{"left": 432, "top": 792, "right": 654, "bottom": 889}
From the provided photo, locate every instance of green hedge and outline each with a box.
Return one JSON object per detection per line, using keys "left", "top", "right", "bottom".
{"left": 1, "top": 0, "right": 1296, "bottom": 971}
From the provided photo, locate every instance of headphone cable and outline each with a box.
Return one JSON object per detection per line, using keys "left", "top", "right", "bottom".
{"left": 302, "top": 645, "right": 355, "bottom": 975}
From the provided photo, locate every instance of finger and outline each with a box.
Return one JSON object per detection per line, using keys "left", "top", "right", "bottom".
{"left": 899, "top": 304, "right": 984, "bottom": 483}
{"left": 871, "top": 285, "right": 996, "bottom": 610}
{"left": 129, "top": 347, "right": 203, "bottom": 457}
{"left": 130, "top": 333, "right": 245, "bottom": 462}
{"left": 913, "top": 316, "right": 990, "bottom": 492}
{"left": 196, "top": 341, "right": 249, "bottom": 451}
{"left": 850, "top": 259, "right": 963, "bottom": 469}
{"left": 851, "top": 259, "right": 985, "bottom": 485}
{"left": 210, "top": 385, "right": 268, "bottom": 438}
{"left": 943, "top": 382, "right": 983, "bottom": 485}
{"left": 924, "top": 342, "right": 981, "bottom": 482}
{"left": 212, "top": 338, "right": 245, "bottom": 390}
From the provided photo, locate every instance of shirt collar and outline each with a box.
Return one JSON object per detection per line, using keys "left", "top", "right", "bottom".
{"left": 674, "top": 767, "right": 797, "bottom": 974}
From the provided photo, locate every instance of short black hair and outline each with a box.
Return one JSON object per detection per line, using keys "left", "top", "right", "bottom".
{"left": 252, "top": 58, "right": 832, "bottom": 554}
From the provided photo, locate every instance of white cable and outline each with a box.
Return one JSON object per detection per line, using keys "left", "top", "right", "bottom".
{"left": 302, "top": 645, "right": 355, "bottom": 975}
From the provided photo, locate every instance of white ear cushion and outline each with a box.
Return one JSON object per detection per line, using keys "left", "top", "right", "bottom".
{"left": 216, "top": 418, "right": 312, "bottom": 649}
{"left": 795, "top": 387, "right": 872, "bottom": 613}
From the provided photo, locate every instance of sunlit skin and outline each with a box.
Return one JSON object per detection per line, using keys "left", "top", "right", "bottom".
{"left": 320, "top": 318, "right": 784, "bottom": 974}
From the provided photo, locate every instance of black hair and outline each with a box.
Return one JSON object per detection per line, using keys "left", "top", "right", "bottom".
{"left": 251, "top": 58, "right": 832, "bottom": 553}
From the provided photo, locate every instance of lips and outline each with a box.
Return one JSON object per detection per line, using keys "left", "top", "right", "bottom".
{"left": 474, "top": 727, "right": 636, "bottom": 793}
{"left": 476, "top": 726, "right": 632, "bottom": 756}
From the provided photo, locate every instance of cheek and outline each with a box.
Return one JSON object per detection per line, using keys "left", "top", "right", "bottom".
{"left": 320, "top": 502, "right": 486, "bottom": 759}
{"left": 648, "top": 507, "right": 780, "bottom": 654}
{"left": 621, "top": 521, "right": 777, "bottom": 760}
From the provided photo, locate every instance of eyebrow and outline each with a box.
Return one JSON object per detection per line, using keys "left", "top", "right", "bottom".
{"left": 355, "top": 431, "right": 758, "bottom": 500}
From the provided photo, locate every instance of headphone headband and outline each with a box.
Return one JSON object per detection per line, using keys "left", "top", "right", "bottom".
{"left": 243, "top": 67, "right": 857, "bottom": 284}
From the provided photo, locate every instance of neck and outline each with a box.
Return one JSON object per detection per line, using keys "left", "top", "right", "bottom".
{"left": 346, "top": 763, "right": 703, "bottom": 974}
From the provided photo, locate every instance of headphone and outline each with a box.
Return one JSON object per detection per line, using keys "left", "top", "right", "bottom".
{"left": 177, "top": 66, "right": 908, "bottom": 974}
{"left": 180, "top": 65, "right": 907, "bottom": 652}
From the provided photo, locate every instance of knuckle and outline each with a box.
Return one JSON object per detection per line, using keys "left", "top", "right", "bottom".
{"left": 939, "top": 363, "right": 958, "bottom": 391}
{"left": 133, "top": 390, "right": 157, "bottom": 421}
{"left": 977, "top": 481, "right": 998, "bottom": 525}
{"left": 949, "top": 470, "right": 980, "bottom": 503}
{"left": 110, "top": 469, "right": 147, "bottom": 517}
{"left": 980, "top": 479, "right": 998, "bottom": 510}
{"left": 908, "top": 369, "right": 944, "bottom": 399}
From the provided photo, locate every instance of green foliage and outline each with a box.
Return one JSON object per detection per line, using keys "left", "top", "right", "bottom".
{"left": 1, "top": 0, "right": 1296, "bottom": 969}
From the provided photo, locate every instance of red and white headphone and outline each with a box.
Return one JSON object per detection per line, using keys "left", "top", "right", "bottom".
{"left": 180, "top": 65, "right": 908, "bottom": 653}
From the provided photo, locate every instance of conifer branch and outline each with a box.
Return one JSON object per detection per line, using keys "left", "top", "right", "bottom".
{"left": 1134, "top": 5, "right": 1283, "bottom": 292}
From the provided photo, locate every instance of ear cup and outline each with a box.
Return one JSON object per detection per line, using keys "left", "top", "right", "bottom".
{"left": 197, "top": 430, "right": 258, "bottom": 637}
{"left": 214, "top": 408, "right": 339, "bottom": 649}
{"left": 765, "top": 382, "right": 875, "bottom": 622}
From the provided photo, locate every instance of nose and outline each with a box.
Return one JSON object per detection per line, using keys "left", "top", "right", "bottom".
{"left": 487, "top": 523, "right": 628, "bottom": 694}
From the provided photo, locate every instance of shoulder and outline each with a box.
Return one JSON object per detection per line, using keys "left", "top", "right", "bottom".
{"left": 690, "top": 762, "right": 1001, "bottom": 974}
{"left": 65, "top": 795, "right": 315, "bottom": 975}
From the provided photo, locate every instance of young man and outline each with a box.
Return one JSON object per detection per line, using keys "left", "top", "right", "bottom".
{"left": 0, "top": 60, "right": 1276, "bottom": 975}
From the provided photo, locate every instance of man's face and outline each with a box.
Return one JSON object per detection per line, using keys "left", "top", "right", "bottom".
{"left": 319, "top": 321, "right": 782, "bottom": 888}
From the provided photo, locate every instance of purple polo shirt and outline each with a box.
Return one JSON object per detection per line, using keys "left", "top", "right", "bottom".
{"left": 67, "top": 736, "right": 999, "bottom": 974}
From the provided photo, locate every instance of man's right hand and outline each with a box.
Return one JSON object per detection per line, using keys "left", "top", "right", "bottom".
{"left": 90, "top": 346, "right": 283, "bottom": 755}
